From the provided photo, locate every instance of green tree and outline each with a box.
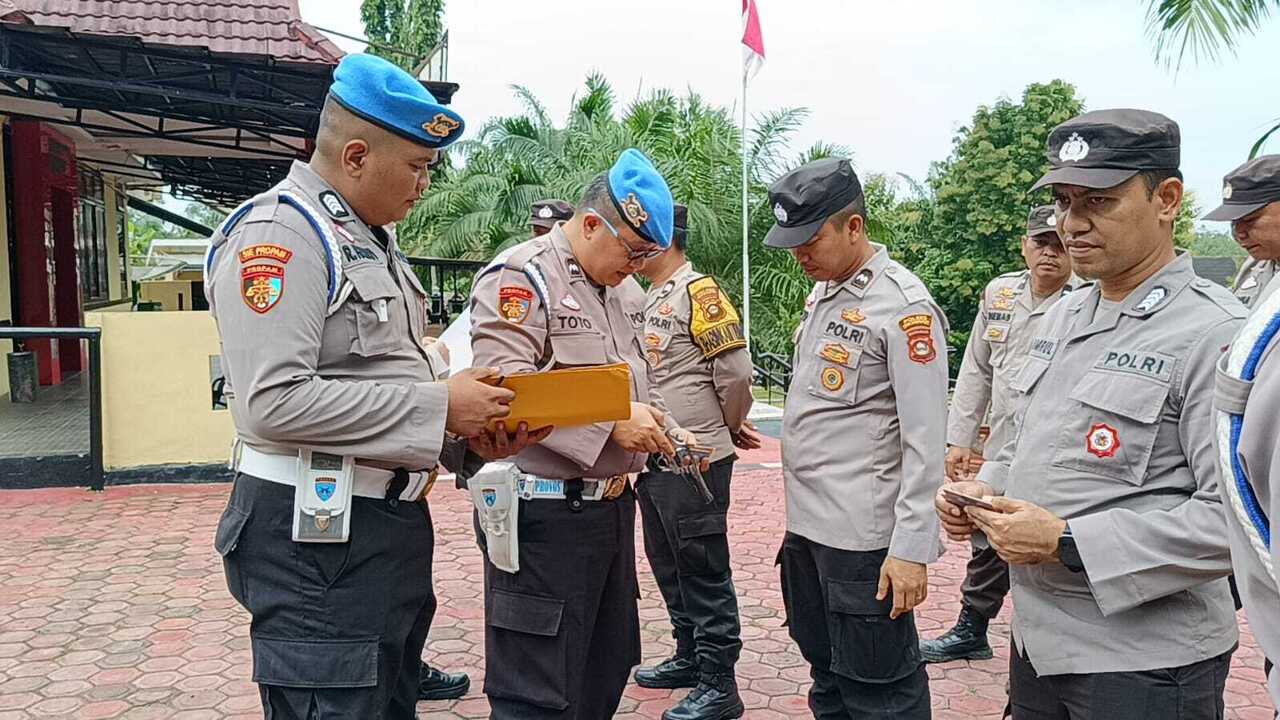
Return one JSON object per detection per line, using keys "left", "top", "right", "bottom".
{"left": 920, "top": 80, "right": 1084, "bottom": 372}
{"left": 1190, "top": 227, "right": 1247, "bottom": 257}
{"left": 1144, "top": 0, "right": 1279, "bottom": 155}
{"left": 360, "top": 0, "right": 446, "bottom": 73}
{"left": 397, "top": 75, "right": 838, "bottom": 354}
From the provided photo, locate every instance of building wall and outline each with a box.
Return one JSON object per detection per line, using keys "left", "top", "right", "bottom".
{"left": 84, "top": 310, "right": 233, "bottom": 469}
{"left": 139, "top": 280, "right": 198, "bottom": 311}
{"left": 0, "top": 116, "right": 10, "bottom": 398}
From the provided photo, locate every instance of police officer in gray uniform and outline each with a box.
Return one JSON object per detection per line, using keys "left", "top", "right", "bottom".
{"left": 939, "top": 109, "right": 1243, "bottom": 719}
{"left": 207, "top": 54, "right": 535, "bottom": 719}
{"left": 1209, "top": 155, "right": 1280, "bottom": 709}
{"left": 470, "top": 149, "right": 706, "bottom": 719}
{"left": 921, "top": 205, "right": 1076, "bottom": 664}
{"left": 632, "top": 204, "right": 757, "bottom": 720}
{"left": 767, "top": 158, "right": 948, "bottom": 719}
{"left": 1205, "top": 155, "right": 1280, "bottom": 308}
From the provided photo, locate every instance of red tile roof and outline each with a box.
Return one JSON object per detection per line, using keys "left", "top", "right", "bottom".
{"left": 1, "top": 0, "right": 344, "bottom": 64}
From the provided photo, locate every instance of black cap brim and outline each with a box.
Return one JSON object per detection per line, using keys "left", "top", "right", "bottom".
{"left": 1029, "top": 167, "right": 1139, "bottom": 193}
{"left": 1203, "top": 201, "right": 1268, "bottom": 222}
{"left": 530, "top": 218, "right": 559, "bottom": 229}
{"left": 764, "top": 216, "right": 828, "bottom": 249}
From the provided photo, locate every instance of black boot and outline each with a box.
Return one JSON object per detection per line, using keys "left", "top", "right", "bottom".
{"left": 662, "top": 669, "right": 744, "bottom": 720}
{"left": 417, "top": 661, "right": 470, "bottom": 701}
{"left": 920, "top": 604, "right": 993, "bottom": 663}
{"left": 634, "top": 653, "right": 699, "bottom": 689}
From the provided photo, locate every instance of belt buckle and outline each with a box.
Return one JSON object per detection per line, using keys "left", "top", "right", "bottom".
{"left": 600, "top": 475, "right": 627, "bottom": 501}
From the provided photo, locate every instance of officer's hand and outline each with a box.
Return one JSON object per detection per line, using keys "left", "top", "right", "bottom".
{"left": 934, "top": 480, "right": 994, "bottom": 541}
{"left": 877, "top": 556, "right": 928, "bottom": 620}
{"left": 944, "top": 446, "right": 977, "bottom": 482}
{"left": 612, "top": 403, "right": 675, "bottom": 456}
{"left": 732, "top": 421, "right": 763, "bottom": 451}
{"left": 967, "top": 497, "right": 1066, "bottom": 566}
{"left": 468, "top": 421, "right": 554, "bottom": 461}
{"left": 445, "top": 367, "right": 514, "bottom": 437}
{"left": 669, "top": 428, "right": 712, "bottom": 473}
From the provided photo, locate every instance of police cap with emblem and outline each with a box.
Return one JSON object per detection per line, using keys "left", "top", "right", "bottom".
{"left": 763, "top": 158, "right": 863, "bottom": 249}
{"left": 606, "top": 148, "right": 675, "bottom": 248}
{"left": 1026, "top": 204, "right": 1060, "bottom": 237}
{"left": 1029, "top": 109, "right": 1180, "bottom": 192}
{"left": 328, "top": 53, "right": 465, "bottom": 149}
{"left": 1203, "top": 154, "right": 1280, "bottom": 222}
{"left": 530, "top": 199, "right": 575, "bottom": 229}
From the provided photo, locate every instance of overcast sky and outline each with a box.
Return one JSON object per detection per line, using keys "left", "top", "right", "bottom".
{"left": 298, "top": 0, "right": 1280, "bottom": 217}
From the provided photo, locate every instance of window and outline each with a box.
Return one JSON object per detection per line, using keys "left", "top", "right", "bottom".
{"left": 77, "top": 169, "right": 109, "bottom": 303}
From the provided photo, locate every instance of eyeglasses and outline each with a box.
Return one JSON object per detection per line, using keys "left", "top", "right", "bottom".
{"left": 584, "top": 208, "right": 664, "bottom": 261}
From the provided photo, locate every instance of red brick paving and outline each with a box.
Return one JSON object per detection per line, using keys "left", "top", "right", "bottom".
{"left": 0, "top": 439, "right": 1273, "bottom": 719}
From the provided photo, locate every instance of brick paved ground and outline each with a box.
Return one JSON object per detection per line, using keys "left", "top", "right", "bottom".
{"left": 0, "top": 439, "right": 1273, "bottom": 719}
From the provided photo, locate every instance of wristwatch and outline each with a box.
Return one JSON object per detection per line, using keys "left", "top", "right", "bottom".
{"left": 1057, "top": 524, "right": 1085, "bottom": 573}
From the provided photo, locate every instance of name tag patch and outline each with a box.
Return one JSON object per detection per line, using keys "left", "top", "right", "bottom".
{"left": 1030, "top": 337, "right": 1058, "bottom": 361}
{"left": 986, "top": 311, "right": 1014, "bottom": 323}
{"left": 824, "top": 320, "right": 867, "bottom": 345}
{"left": 1095, "top": 349, "right": 1174, "bottom": 383}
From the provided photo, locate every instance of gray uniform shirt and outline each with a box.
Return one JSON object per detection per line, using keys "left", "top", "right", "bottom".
{"left": 1232, "top": 256, "right": 1278, "bottom": 309}
{"left": 977, "top": 253, "right": 1243, "bottom": 675}
{"left": 641, "top": 262, "right": 754, "bottom": 463}
{"left": 469, "top": 225, "right": 673, "bottom": 480}
{"left": 1215, "top": 300, "right": 1280, "bottom": 704}
{"left": 948, "top": 270, "right": 1076, "bottom": 456}
{"left": 207, "top": 161, "right": 468, "bottom": 472}
{"left": 783, "top": 244, "right": 948, "bottom": 563}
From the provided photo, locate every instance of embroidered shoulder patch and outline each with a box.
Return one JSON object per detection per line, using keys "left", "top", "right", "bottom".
{"left": 239, "top": 244, "right": 293, "bottom": 264}
{"left": 688, "top": 277, "right": 746, "bottom": 359}
{"left": 242, "top": 264, "right": 284, "bottom": 314}
{"left": 898, "top": 313, "right": 936, "bottom": 365}
{"left": 498, "top": 286, "right": 534, "bottom": 324}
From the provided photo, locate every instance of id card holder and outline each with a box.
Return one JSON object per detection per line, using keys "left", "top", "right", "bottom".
{"left": 292, "top": 450, "right": 355, "bottom": 543}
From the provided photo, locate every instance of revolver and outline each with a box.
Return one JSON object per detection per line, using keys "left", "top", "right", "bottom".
{"left": 656, "top": 431, "right": 715, "bottom": 504}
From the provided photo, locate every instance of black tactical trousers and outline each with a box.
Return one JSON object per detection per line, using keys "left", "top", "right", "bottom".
{"left": 481, "top": 487, "right": 641, "bottom": 720}
{"left": 1009, "top": 644, "right": 1233, "bottom": 720}
{"left": 217, "top": 473, "right": 435, "bottom": 720}
{"left": 961, "top": 542, "right": 1011, "bottom": 619}
{"left": 635, "top": 457, "right": 742, "bottom": 671}
{"left": 778, "top": 532, "right": 930, "bottom": 720}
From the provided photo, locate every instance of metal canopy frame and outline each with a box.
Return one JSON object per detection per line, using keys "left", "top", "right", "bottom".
{"left": 0, "top": 24, "right": 460, "bottom": 202}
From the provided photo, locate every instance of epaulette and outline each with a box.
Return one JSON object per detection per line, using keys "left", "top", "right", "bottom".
{"left": 1190, "top": 276, "right": 1249, "bottom": 320}
{"left": 884, "top": 262, "right": 929, "bottom": 305}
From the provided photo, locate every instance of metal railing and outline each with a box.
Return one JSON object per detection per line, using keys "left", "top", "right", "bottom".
{"left": 404, "top": 256, "right": 485, "bottom": 326}
{"left": 1, "top": 327, "right": 104, "bottom": 491}
{"left": 752, "top": 351, "right": 792, "bottom": 407}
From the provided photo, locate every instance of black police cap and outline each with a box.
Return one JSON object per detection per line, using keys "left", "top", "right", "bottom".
{"left": 764, "top": 158, "right": 862, "bottom": 249}
{"left": 1026, "top": 204, "right": 1059, "bottom": 237}
{"left": 672, "top": 203, "right": 688, "bottom": 246}
{"left": 1204, "top": 155, "right": 1280, "bottom": 222}
{"left": 530, "top": 199, "right": 575, "bottom": 228}
{"left": 1030, "top": 109, "right": 1180, "bottom": 192}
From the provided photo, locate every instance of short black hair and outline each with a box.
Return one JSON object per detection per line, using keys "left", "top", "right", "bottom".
{"left": 672, "top": 227, "right": 688, "bottom": 252}
{"left": 825, "top": 193, "right": 868, "bottom": 231}
{"left": 578, "top": 174, "right": 623, "bottom": 226}
{"left": 1138, "top": 169, "right": 1183, "bottom": 198}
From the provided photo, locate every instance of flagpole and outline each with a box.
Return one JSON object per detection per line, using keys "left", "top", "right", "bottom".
{"left": 740, "top": 67, "right": 751, "bottom": 350}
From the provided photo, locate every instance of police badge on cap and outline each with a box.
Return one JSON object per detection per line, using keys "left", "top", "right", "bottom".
{"left": 1030, "top": 109, "right": 1180, "bottom": 192}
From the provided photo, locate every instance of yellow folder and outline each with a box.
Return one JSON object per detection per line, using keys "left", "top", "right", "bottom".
{"left": 486, "top": 363, "right": 632, "bottom": 431}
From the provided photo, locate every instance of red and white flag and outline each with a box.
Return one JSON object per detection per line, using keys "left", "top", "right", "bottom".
{"left": 741, "top": 0, "right": 765, "bottom": 81}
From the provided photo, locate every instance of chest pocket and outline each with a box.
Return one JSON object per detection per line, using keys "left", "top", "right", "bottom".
{"left": 1051, "top": 371, "right": 1170, "bottom": 486}
{"left": 345, "top": 266, "right": 401, "bottom": 357}
{"left": 548, "top": 330, "right": 608, "bottom": 369}
{"left": 805, "top": 334, "right": 864, "bottom": 406}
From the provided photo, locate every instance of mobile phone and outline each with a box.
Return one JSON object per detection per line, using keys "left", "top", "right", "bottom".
{"left": 942, "top": 488, "right": 1000, "bottom": 512}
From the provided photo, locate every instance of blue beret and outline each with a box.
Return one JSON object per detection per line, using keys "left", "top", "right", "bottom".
{"left": 329, "top": 53, "right": 465, "bottom": 149}
{"left": 607, "top": 149, "right": 674, "bottom": 248}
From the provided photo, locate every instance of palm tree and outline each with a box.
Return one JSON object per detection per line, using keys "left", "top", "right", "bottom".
{"left": 398, "top": 74, "right": 838, "bottom": 354}
{"left": 1144, "top": 0, "right": 1278, "bottom": 155}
